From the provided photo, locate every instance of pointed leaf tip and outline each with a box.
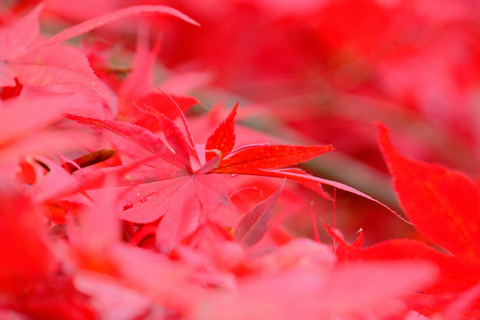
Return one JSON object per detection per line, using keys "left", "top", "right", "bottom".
{"left": 212, "top": 144, "right": 333, "bottom": 175}
{"left": 205, "top": 102, "right": 238, "bottom": 161}
{"left": 376, "top": 122, "right": 399, "bottom": 163}
{"left": 33, "top": 5, "right": 200, "bottom": 51}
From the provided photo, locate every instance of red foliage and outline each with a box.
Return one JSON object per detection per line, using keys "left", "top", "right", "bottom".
{"left": 1, "top": 1, "right": 479, "bottom": 319}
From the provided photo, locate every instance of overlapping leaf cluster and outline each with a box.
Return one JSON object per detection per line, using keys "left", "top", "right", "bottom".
{"left": 1, "top": 2, "right": 479, "bottom": 319}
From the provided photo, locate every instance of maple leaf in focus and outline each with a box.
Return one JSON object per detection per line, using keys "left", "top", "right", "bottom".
{"left": 67, "top": 103, "right": 348, "bottom": 253}
{"left": 68, "top": 102, "right": 405, "bottom": 254}
{"left": 332, "top": 123, "right": 480, "bottom": 317}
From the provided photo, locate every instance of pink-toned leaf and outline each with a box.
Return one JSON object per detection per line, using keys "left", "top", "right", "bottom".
{"left": 194, "top": 260, "right": 438, "bottom": 320}
{"left": 106, "top": 244, "right": 202, "bottom": 313}
{"left": 319, "top": 261, "right": 438, "bottom": 314}
{"left": 119, "top": 32, "right": 161, "bottom": 100}
{"left": 135, "top": 92, "right": 199, "bottom": 121}
{"left": 377, "top": 122, "right": 480, "bottom": 260}
{"left": 212, "top": 144, "right": 333, "bottom": 174}
{"left": 74, "top": 272, "right": 152, "bottom": 320}
{"left": 0, "top": 93, "right": 69, "bottom": 146}
{"left": 159, "top": 71, "right": 211, "bottom": 96}
{"left": 0, "top": 63, "right": 17, "bottom": 88}
{"left": 76, "top": 177, "right": 120, "bottom": 249}
{"left": 151, "top": 88, "right": 199, "bottom": 162}
{"left": 196, "top": 154, "right": 221, "bottom": 174}
{"left": 1, "top": 5, "right": 197, "bottom": 98}
{"left": 154, "top": 179, "right": 198, "bottom": 254}
{"left": 235, "top": 180, "right": 284, "bottom": 247}
{"left": 32, "top": 5, "right": 200, "bottom": 52}
{"left": 144, "top": 107, "right": 192, "bottom": 172}
{"left": 256, "top": 238, "right": 336, "bottom": 274}
{"left": 0, "top": 3, "right": 43, "bottom": 63}
{"left": 14, "top": 45, "right": 113, "bottom": 99}
{"left": 67, "top": 115, "right": 189, "bottom": 173}
{"left": 116, "top": 162, "right": 227, "bottom": 227}
{"left": 205, "top": 102, "right": 238, "bottom": 161}
{"left": 359, "top": 239, "right": 480, "bottom": 294}
{"left": 154, "top": 175, "right": 229, "bottom": 254}
{"left": 118, "top": 176, "right": 189, "bottom": 224}
{"left": 47, "top": 156, "right": 158, "bottom": 200}
{"left": 28, "top": 156, "right": 78, "bottom": 202}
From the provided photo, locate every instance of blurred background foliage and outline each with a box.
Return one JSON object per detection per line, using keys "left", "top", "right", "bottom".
{"left": 2, "top": 0, "right": 479, "bottom": 245}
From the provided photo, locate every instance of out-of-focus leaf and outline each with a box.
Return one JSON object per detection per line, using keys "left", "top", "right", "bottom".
{"left": 194, "top": 259, "right": 437, "bottom": 320}
{"left": 250, "top": 168, "right": 409, "bottom": 223}
{"left": 0, "top": 187, "right": 56, "bottom": 295}
{"left": 33, "top": 5, "right": 199, "bottom": 51}
{"left": 377, "top": 123, "right": 480, "bottom": 261}
{"left": 0, "top": 78, "right": 23, "bottom": 100}
{"left": 135, "top": 92, "right": 199, "bottom": 120}
{"left": 0, "top": 4, "right": 198, "bottom": 100}
{"left": 0, "top": 94, "right": 68, "bottom": 147}
{"left": 360, "top": 239, "right": 480, "bottom": 295}
{"left": 0, "top": 4, "right": 43, "bottom": 70}
{"left": 73, "top": 177, "right": 120, "bottom": 250}
{"left": 235, "top": 180, "right": 284, "bottom": 247}
{"left": 14, "top": 45, "right": 113, "bottom": 99}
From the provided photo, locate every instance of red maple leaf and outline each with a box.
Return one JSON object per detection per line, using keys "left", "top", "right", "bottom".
{"left": 67, "top": 103, "right": 391, "bottom": 254}
{"left": 332, "top": 123, "right": 480, "bottom": 316}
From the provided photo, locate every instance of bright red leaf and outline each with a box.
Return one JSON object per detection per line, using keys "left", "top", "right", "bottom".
{"left": 377, "top": 123, "right": 480, "bottom": 262}
{"left": 213, "top": 144, "right": 333, "bottom": 175}
{"left": 0, "top": 187, "right": 56, "bottom": 295}
{"left": 4, "top": 2, "right": 474, "bottom": 319}
{"left": 68, "top": 103, "right": 373, "bottom": 253}
{"left": 205, "top": 102, "right": 238, "bottom": 161}
{"left": 319, "top": 124, "right": 480, "bottom": 316}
